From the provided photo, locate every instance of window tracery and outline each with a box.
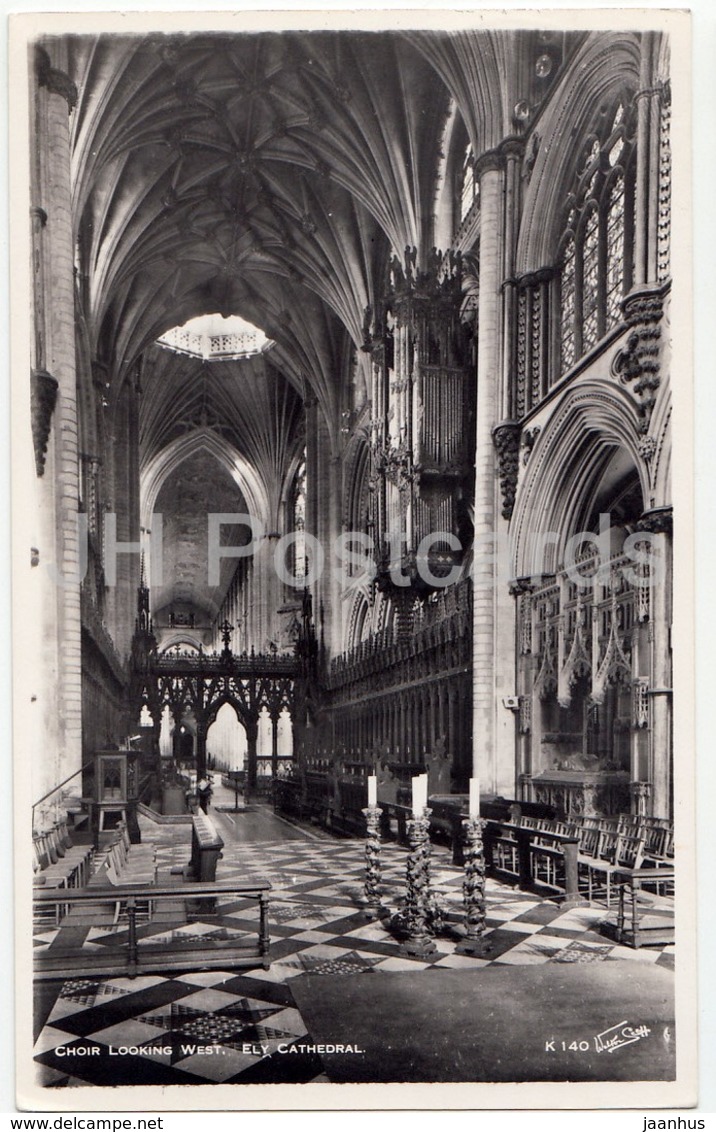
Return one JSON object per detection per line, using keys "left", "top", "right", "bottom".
{"left": 459, "top": 142, "right": 479, "bottom": 223}
{"left": 558, "top": 99, "right": 636, "bottom": 373}
{"left": 291, "top": 455, "right": 307, "bottom": 585}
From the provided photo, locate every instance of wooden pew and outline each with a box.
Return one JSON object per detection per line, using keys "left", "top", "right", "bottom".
{"left": 482, "top": 820, "right": 583, "bottom": 907}
{"left": 33, "top": 822, "right": 94, "bottom": 892}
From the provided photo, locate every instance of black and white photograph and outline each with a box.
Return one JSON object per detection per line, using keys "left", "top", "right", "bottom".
{"left": 9, "top": 7, "right": 697, "bottom": 1111}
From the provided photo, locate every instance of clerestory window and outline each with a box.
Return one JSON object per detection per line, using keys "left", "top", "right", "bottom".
{"left": 459, "top": 142, "right": 479, "bottom": 224}
{"left": 558, "top": 100, "right": 636, "bottom": 375}
{"left": 290, "top": 456, "right": 307, "bottom": 585}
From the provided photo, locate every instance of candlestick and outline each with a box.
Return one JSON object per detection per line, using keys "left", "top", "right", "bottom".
{"left": 367, "top": 775, "right": 377, "bottom": 807}
{"left": 456, "top": 815, "right": 493, "bottom": 956}
{"left": 469, "top": 777, "right": 480, "bottom": 818}
{"left": 362, "top": 805, "right": 382, "bottom": 918}
{"left": 401, "top": 809, "right": 437, "bottom": 956}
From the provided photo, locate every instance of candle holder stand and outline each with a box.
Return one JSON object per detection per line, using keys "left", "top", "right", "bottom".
{"left": 455, "top": 815, "right": 493, "bottom": 956}
{"left": 361, "top": 805, "right": 383, "bottom": 918}
{"left": 401, "top": 809, "right": 437, "bottom": 957}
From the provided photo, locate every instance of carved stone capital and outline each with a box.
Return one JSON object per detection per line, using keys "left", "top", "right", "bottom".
{"left": 31, "top": 369, "right": 59, "bottom": 476}
{"left": 498, "top": 136, "right": 526, "bottom": 161}
{"left": 630, "top": 781, "right": 652, "bottom": 799}
{"left": 630, "top": 779, "right": 652, "bottom": 817}
{"left": 635, "top": 79, "right": 670, "bottom": 109}
{"left": 473, "top": 148, "right": 506, "bottom": 181}
{"left": 35, "top": 46, "right": 78, "bottom": 111}
{"left": 517, "top": 265, "right": 557, "bottom": 290}
{"left": 612, "top": 287, "right": 666, "bottom": 432}
{"left": 622, "top": 287, "right": 665, "bottom": 327}
{"left": 636, "top": 505, "right": 673, "bottom": 535}
{"left": 492, "top": 421, "right": 521, "bottom": 520}
{"left": 509, "top": 575, "right": 537, "bottom": 597}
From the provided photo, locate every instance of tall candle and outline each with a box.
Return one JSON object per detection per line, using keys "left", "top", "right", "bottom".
{"left": 367, "top": 775, "right": 377, "bottom": 807}
{"left": 412, "top": 774, "right": 428, "bottom": 816}
{"left": 469, "top": 777, "right": 480, "bottom": 818}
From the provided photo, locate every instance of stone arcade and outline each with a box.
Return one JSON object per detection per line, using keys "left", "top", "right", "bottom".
{"left": 22, "top": 20, "right": 678, "bottom": 1094}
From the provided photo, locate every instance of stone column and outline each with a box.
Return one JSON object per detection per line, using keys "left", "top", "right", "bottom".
{"left": 640, "top": 513, "right": 672, "bottom": 817}
{"left": 195, "top": 719, "right": 207, "bottom": 780}
{"left": 245, "top": 717, "right": 259, "bottom": 797}
{"left": 252, "top": 532, "right": 282, "bottom": 649}
{"left": 271, "top": 712, "right": 279, "bottom": 781}
{"left": 304, "top": 397, "right": 342, "bottom": 657}
{"left": 471, "top": 147, "right": 518, "bottom": 797}
{"left": 31, "top": 44, "right": 83, "bottom": 812}
{"left": 104, "top": 373, "right": 142, "bottom": 661}
{"left": 634, "top": 34, "right": 668, "bottom": 288}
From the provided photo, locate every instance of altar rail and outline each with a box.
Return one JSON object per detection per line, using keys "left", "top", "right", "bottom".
{"left": 33, "top": 880, "right": 271, "bottom": 980}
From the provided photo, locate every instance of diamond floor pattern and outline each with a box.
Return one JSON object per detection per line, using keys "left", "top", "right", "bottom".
{"left": 34, "top": 806, "right": 675, "bottom": 1088}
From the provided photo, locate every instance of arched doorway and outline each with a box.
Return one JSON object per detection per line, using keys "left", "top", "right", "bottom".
{"left": 207, "top": 702, "right": 248, "bottom": 776}
{"left": 511, "top": 386, "right": 667, "bottom": 817}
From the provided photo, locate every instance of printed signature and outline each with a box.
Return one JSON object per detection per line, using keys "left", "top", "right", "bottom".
{"left": 594, "top": 1020, "right": 651, "bottom": 1053}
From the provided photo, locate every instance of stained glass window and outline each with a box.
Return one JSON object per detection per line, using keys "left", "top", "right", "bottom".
{"left": 581, "top": 208, "right": 600, "bottom": 351}
{"left": 606, "top": 173, "right": 626, "bottom": 329}
{"left": 460, "top": 143, "right": 478, "bottom": 223}
{"left": 557, "top": 96, "right": 635, "bottom": 378}
{"left": 292, "top": 457, "right": 307, "bottom": 583}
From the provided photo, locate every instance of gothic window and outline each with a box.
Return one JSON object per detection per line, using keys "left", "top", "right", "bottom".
{"left": 581, "top": 205, "right": 600, "bottom": 352}
{"left": 605, "top": 171, "right": 626, "bottom": 328}
{"left": 291, "top": 456, "right": 307, "bottom": 584}
{"left": 558, "top": 100, "right": 636, "bottom": 374}
{"left": 459, "top": 142, "right": 479, "bottom": 223}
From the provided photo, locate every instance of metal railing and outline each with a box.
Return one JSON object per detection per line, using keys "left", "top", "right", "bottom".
{"left": 33, "top": 880, "right": 271, "bottom": 980}
{"left": 32, "top": 760, "right": 95, "bottom": 827}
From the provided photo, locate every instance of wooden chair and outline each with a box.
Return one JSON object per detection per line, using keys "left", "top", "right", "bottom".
{"left": 617, "top": 813, "right": 643, "bottom": 836}
{"left": 490, "top": 826, "right": 520, "bottom": 874}
{"left": 579, "top": 816, "right": 603, "bottom": 834}
{"left": 576, "top": 822, "right": 601, "bottom": 858}
{"left": 638, "top": 822, "right": 674, "bottom": 894}
{"left": 579, "top": 831, "right": 645, "bottom": 907}
{"left": 46, "top": 823, "right": 94, "bottom": 886}
{"left": 33, "top": 831, "right": 83, "bottom": 888}
{"left": 97, "top": 827, "right": 157, "bottom": 925}
{"left": 517, "top": 815, "right": 542, "bottom": 830}
{"left": 615, "top": 865, "right": 675, "bottom": 947}
{"left": 33, "top": 827, "right": 91, "bottom": 926}
{"left": 531, "top": 821, "right": 562, "bottom": 887}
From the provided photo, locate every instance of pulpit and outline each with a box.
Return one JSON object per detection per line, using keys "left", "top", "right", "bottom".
{"left": 87, "top": 750, "right": 141, "bottom": 846}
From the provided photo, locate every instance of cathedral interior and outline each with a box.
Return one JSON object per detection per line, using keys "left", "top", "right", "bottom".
{"left": 24, "top": 24, "right": 679, "bottom": 1095}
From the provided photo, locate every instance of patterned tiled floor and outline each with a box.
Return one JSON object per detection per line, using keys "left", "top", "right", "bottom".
{"left": 34, "top": 811, "right": 675, "bottom": 1088}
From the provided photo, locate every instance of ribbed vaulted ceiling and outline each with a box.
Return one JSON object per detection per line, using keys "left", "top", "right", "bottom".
{"left": 68, "top": 32, "right": 459, "bottom": 399}
{"left": 58, "top": 28, "right": 532, "bottom": 619}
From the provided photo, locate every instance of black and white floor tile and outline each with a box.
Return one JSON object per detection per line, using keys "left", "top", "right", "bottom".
{"left": 34, "top": 825, "right": 675, "bottom": 1087}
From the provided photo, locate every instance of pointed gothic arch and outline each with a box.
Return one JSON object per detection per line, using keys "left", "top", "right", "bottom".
{"left": 511, "top": 381, "right": 649, "bottom": 580}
